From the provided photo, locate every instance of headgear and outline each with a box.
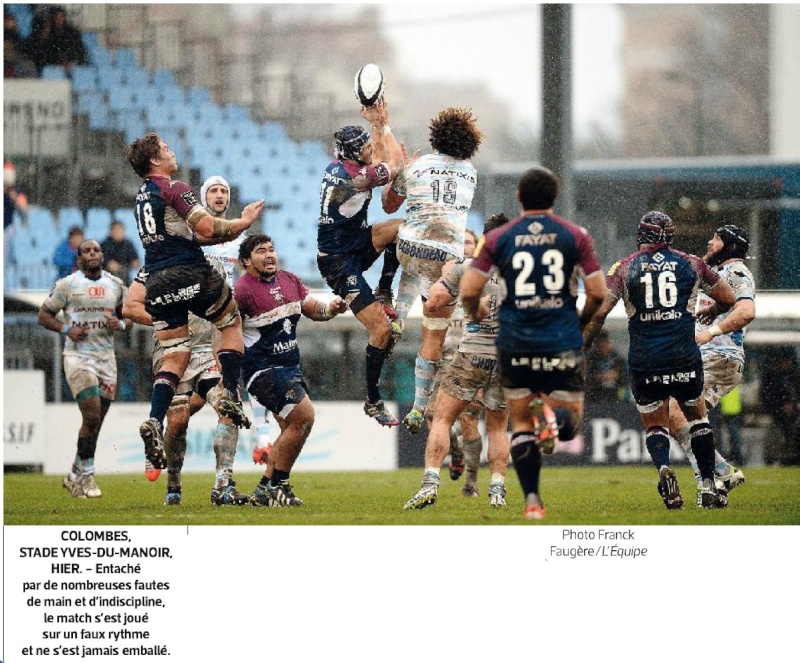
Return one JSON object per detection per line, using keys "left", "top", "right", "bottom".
{"left": 636, "top": 211, "right": 675, "bottom": 248}
{"left": 709, "top": 224, "right": 750, "bottom": 266}
{"left": 334, "top": 126, "right": 371, "bottom": 163}
{"left": 200, "top": 175, "right": 230, "bottom": 215}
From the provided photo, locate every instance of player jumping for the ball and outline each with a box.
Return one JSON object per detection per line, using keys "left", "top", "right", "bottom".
{"left": 317, "top": 100, "right": 410, "bottom": 427}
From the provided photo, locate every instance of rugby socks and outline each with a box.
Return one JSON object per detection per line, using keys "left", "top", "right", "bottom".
{"left": 365, "top": 344, "right": 387, "bottom": 403}
{"left": 645, "top": 426, "right": 671, "bottom": 469}
{"left": 213, "top": 422, "right": 238, "bottom": 488}
{"left": 412, "top": 354, "right": 439, "bottom": 413}
{"left": 553, "top": 407, "right": 580, "bottom": 441}
{"left": 463, "top": 436, "right": 483, "bottom": 484}
{"left": 249, "top": 399, "right": 271, "bottom": 447}
{"left": 269, "top": 468, "right": 290, "bottom": 487}
{"left": 150, "top": 371, "right": 180, "bottom": 424}
{"left": 164, "top": 429, "right": 186, "bottom": 492}
{"left": 422, "top": 469, "right": 440, "bottom": 485}
{"left": 394, "top": 270, "right": 422, "bottom": 322}
{"left": 674, "top": 424, "right": 702, "bottom": 484}
{"left": 689, "top": 420, "right": 716, "bottom": 481}
{"left": 378, "top": 242, "right": 399, "bottom": 293}
{"left": 76, "top": 435, "right": 95, "bottom": 462}
{"left": 217, "top": 350, "right": 244, "bottom": 397}
{"left": 510, "top": 432, "right": 542, "bottom": 497}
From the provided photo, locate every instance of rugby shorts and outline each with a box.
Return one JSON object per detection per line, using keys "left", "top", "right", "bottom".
{"left": 145, "top": 262, "right": 231, "bottom": 332}
{"left": 498, "top": 348, "right": 585, "bottom": 403}
{"left": 439, "top": 351, "right": 505, "bottom": 411}
{"left": 629, "top": 355, "right": 705, "bottom": 412}
{"left": 247, "top": 366, "right": 309, "bottom": 419}
{"left": 702, "top": 354, "right": 744, "bottom": 409}
{"left": 317, "top": 245, "right": 381, "bottom": 316}
{"left": 64, "top": 354, "right": 117, "bottom": 401}
{"left": 397, "top": 239, "right": 456, "bottom": 299}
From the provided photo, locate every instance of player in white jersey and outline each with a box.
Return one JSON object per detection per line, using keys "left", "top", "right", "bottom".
{"left": 424, "top": 227, "right": 486, "bottom": 495}
{"left": 198, "top": 175, "right": 273, "bottom": 459}
{"left": 38, "top": 240, "right": 130, "bottom": 499}
{"left": 382, "top": 107, "right": 483, "bottom": 433}
{"left": 668, "top": 225, "right": 755, "bottom": 500}
{"left": 404, "top": 213, "right": 512, "bottom": 510}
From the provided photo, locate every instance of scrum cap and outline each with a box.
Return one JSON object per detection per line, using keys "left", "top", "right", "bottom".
{"left": 710, "top": 224, "right": 750, "bottom": 265}
{"left": 334, "top": 126, "right": 370, "bottom": 163}
{"left": 200, "top": 175, "right": 230, "bottom": 215}
{"left": 636, "top": 211, "right": 675, "bottom": 248}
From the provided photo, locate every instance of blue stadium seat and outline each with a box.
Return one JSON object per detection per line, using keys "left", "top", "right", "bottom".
{"left": 59, "top": 208, "right": 84, "bottom": 230}
{"left": 42, "top": 65, "right": 67, "bottom": 80}
{"left": 86, "top": 208, "right": 113, "bottom": 239}
{"left": 222, "top": 103, "right": 250, "bottom": 123}
{"left": 108, "top": 86, "right": 138, "bottom": 111}
{"left": 187, "top": 87, "right": 212, "bottom": 106}
{"left": 82, "top": 33, "right": 113, "bottom": 68}
{"left": 114, "top": 48, "right": 139, "bottom": 70}
{"left": 95, "top": 66, "right": 125, "bottom": 92}
{"left": 151, "top": 69, "right": 177, "bottom": 89}
{"left": 71, "top": 65, "right": 97, "bottom": 93}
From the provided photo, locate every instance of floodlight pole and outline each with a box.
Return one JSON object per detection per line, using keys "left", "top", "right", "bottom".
{"left": 541, "top": 4, "right": 575, "bottom": 220}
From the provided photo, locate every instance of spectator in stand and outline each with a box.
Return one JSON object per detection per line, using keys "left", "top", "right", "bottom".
{"left": 4, "top": 11, "right": 37, "bottom": 78}
{"left": 53, "top": 225, "right": 85, "bottom": 278}
{"left": 100, "top": 220, "right": 141, "bottom": 285}
{"left": 4, "top": 161, "right": 28, "bottom": 265}
{"left": 27, "top": 6, "right": 87, "bottom": 74}
{"left": 585, "top": 329, "right": 629, "bottom": 402}
{"left": 760, "top": 347, "right": 799, "bottom": 465}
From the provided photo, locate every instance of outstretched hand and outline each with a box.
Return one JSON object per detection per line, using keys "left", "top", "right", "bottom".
{"left": 360, "top": 98, "right": 388, "bottom": 125}
{"left": 242, "top": 200, "right": 266, "bottom": 226}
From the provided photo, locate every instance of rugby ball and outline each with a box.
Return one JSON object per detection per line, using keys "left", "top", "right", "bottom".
{"left": 354, "top": 63, "right": 385, "bottom": 106}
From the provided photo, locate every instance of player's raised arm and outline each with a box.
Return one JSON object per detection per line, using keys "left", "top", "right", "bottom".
{"left": 192, "top": 200, "right": 265, "bottom": 240}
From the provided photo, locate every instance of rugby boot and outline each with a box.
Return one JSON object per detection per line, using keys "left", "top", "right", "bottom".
{"left": 529, "top": 398, "right": 559, "bottom": 454}
{"left": 81, "top": 474, "right": 102, "bottom": 498}
{"left": 403, "top": 406, "right": 425, "bottom": 434}
{"left": 252, "top": 443, "right": 273, "bottom": 465}
{"left": 716, "top": 466, "right": 745, "bottom": 494}
{"left": 364, "top": 399, "right": 399, "bottom": 427}
{"left": 699, "top": 478, "right": 729, "bottom": 509}
{"left": 403, "top": 473, "right": 440, "bottom": 510}
{"left": 219, "top": 391, "right": 252, "bottom": 429}
{"left": 266, "top": 480, "right": 304, "bottom": 506}
{"left": 63, "top": 474, "right": 87, "bottom": 499}
{"left": 139, "top": 417, "right": 166, "bottom": 470}
{"left": 657, "top": 466, "right": 684, "bottom": 510}
{"left": 210, "top": 480, "right": 251, "bottom": 506}
{"left": 523, "top": 493, "right": 546, "bottom": 520}
{"left": 488, "top": 482, "right": 507, "bottom": 507}
{"left": 145, "top": 459, "right": 161, "bottom": 482}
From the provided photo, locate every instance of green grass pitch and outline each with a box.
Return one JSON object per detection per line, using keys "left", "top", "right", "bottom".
{"left": 4, "top": 466, "right": 800, "bottom": 526}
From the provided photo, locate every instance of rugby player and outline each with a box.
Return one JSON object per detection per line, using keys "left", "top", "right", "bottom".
{"left": 124, "top": 259, "right": 250, "bottom": 507}
{"left": 423, "top": 227, "right": 484, "bottom": 495}
{"left": 316, "top": 101, "right": 407, "bottom": 427}
{"left": 381, "top": 107, "right": 483, "bottom": 434}
{"left": 125, "top": 133, "right": 264, "bottom": 469}
{"left": 585, "top": 211, "right": 736, "bottom": 510}
{"left": 38, "top": 240, "right": 129, "bottom": 499}
{"left": 197, "top": 175, "right": 273, "bottom": 464}
{"left": 235, "top": 234, "right": 347, "bottom": 506}
{"left": 461, "top": 167, "right": 607, "bottom": 520}
{"left": 404, "top": 215, "right": 512, "bottom": 510}
{"left": 668, "top": 224, "right": 754, "bottom": 500}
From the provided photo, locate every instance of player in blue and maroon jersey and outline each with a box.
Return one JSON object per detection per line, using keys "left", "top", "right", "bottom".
{"left": 461, "top": 167, "right": 607, "bottom": 520}
{"left": 317, "top": 100, "right": 409, "bottom": 427}
{"left": 235, "top": 234, "right": 347, "bottom": 507}
{"left": 126, "top": 132, "right": 265, "bottom": 470}
{"left": 584, "top": 211, "right": 736, "bottom": 510}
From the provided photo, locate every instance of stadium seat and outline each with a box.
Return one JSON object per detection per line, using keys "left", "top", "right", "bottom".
{"left": 59, "top": 208, "right": 84, "bottom": 230}
{"left": 71, "top": 66, "right": 97, "bottom": 93}
{"left": 42, "top": 65, "right": 67, "bottom": 80}
{"left": 86, "top": 208, "right": 113, "bottom": 239}
{"left": 187, "top": 87, "right": 212, "bottom": 106}
{"left": 114, "top": 48, "right": 139, "bottom": 70}
{"left": 151, "top": 69, "right": 177, "bottom": 90}
{"left": 83, "top": 33, "right": 113, "bottom": 68}
{"left": 108, "top": 86, "right": 138, "bottom": 111}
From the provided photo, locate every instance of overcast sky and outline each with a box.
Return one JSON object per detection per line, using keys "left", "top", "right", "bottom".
{"left": 231, "top": 2, "right": 624, "bottom": 141}
{"left": 379, "top": 4, "right": 624, "bottom": 141}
